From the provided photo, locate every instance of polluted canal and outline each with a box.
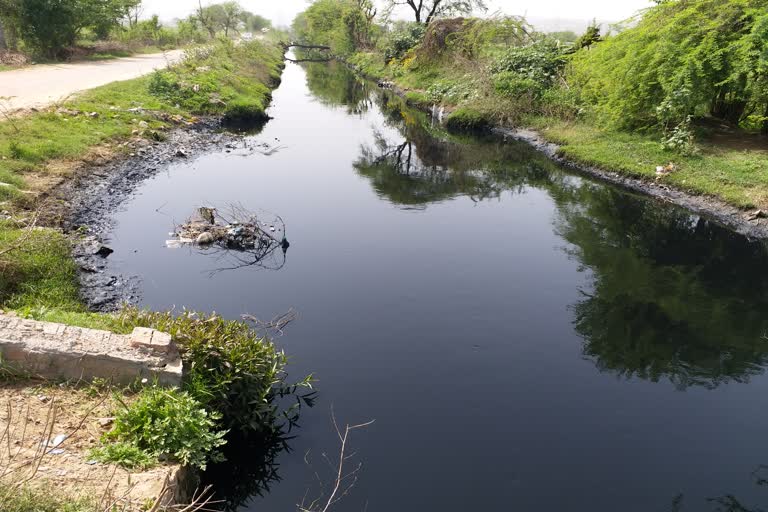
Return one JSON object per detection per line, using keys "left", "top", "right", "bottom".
{"left": 99, "top": 59, "right": 768, "bottom": 511}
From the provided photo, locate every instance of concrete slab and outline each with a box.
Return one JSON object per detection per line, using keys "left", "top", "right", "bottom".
{"left": 0, "top": 314, "right": 182, "bottom": 386}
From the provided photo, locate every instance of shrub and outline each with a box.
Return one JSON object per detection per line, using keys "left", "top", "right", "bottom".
{"left": 223, "top": 98, "right": 270, "bottom": 124}
{"left": 493, "top": 71, "right": 542, "bottom": 98}
{"left": 89, "top": 441, "right": 156, "bottom": 470}
{"left": 99, "top": 385, "right": 227, "bottom": 470}
{"left": 491, "top": 39, "right": 568, "bottom": 88}
{"left": 115, "top": 309, "right": 314, "bottom": 437}
{"left": 381, "top": 22, "right": 426, "bottom": 61}
{"left": 446, "top": 107, "right": 492, "bottom": 132}
{"left": 569, "top": 0, "right": 768, "bottom": 130}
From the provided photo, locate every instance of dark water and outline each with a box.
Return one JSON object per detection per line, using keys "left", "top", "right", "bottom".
{"left": 107, "top": 60, "right": 768, "bottom": 511}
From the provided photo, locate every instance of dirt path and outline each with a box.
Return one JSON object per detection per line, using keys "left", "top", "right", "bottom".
{"left": 0, "top": 50, "right": 185, "bottom": 111}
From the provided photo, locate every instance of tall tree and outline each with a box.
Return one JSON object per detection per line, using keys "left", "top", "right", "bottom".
{"left": 388, "top": 0, "right": 487, "bottom": 24}
{"left": 219, "top": 1, "right": 243, "bottom": 37}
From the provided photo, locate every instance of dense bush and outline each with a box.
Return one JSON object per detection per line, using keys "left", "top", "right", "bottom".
{"left": 446, "top": 107, "right": 492, "bottom": 132}
{"left": 148, "top": 40, "right": 282, "bottom": 117}
{"left": 491, "top": 39, "right": 568, "bottom": 88}
{"left": 569, "top": 0, "right": 768, "bottom": 132}
{"left": 380, "top": 22, "right": 425, "bottom": 61}
{"left": 292, "top": 0, "right": 377, "bottom": 56}
{"left": 116, "top": 309, "right": 314, "bottom": 437}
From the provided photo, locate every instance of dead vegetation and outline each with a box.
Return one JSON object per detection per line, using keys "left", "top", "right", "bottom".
{"left": 168, "top": 205, "right": 290, "bottom": 273}
{"left": 0, "top": 382, "right": 180, "bottom": 511}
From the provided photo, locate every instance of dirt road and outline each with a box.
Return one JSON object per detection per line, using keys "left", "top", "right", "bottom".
{"left": 0, "top": 50, "right": 185, "bottom": 111}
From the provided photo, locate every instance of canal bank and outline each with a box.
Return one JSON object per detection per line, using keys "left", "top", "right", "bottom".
{"left": 85, "top": 58, "right": 768, "bottom": 512}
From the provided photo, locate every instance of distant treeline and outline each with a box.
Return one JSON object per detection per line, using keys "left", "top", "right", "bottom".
{"left": 0, "top": 0, "right": 272, "bottom": 59}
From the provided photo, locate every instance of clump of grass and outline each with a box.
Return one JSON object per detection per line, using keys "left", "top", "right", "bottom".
{"left": 446, "top": 107, "right": 492, "bottom": 133}
{"left": 94, "top": 385, "right": 227, "bottom": 471}
{"left": 0, "top": 485, "right": 95, "bottom": 512}
{"left": 0, "top": 223, "right": 82, "bottom": 312}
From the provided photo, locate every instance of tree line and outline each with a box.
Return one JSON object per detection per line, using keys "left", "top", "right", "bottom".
{"left": 294, "top": 0, "right": 768, "bottom": 138}
{"left": 0, "top": 0, "right": 272, "bottom": 59}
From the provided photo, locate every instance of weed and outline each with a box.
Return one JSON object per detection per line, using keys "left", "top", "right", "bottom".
{"left": 114, "top": 309, "right": 315, "bottom": 438}
{"left": 89, "top": 441, "right": 156, "bottom": 470}
{"left": 99, "top": 385, "right": 227, "bottom": 470}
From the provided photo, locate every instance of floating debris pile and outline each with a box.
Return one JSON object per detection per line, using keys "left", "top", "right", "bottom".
{"left": 168, "top": 206, "right": 288, "bottom": 251}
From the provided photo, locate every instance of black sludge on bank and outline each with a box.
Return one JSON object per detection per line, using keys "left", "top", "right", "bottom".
{"left": 103, "top": 60, "right": 768, "bottom": 511}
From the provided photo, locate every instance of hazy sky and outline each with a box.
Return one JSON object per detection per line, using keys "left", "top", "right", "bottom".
{"left": 142, "top": 0, "right": 654, "bottom": 27}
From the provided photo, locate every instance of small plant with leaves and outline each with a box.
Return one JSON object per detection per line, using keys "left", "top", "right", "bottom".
{"left": 96, "top": 385, "right": 227, "bottom": 470}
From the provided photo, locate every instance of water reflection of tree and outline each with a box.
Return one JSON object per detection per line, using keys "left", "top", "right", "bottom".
{"left": 553, "top": 184, "right": 768, "bottom": 389}
{"left": 312, "top": 60, "right": 768, "bottom": 389}
{"left": 303, "top": 61, "right": 373, "bottom": 115}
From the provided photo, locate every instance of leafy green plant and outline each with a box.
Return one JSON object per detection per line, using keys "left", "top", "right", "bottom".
{"left": 445, "top": 107, "right": 492, "bottom": 132}
{"left": 100, "top": 385, "right": 227, "bottom": 470}
{"left": 491, "top": 39, "right": 568, "bottom": 88}
{"left": 115, "top": 309, "right": 315, "bottom": 438}
{"left": 89, "top": 441, "right": 156, "bottom": 470}
{"left": 569, "top": 0, "right": 768, "bottom": 131}
{"left": 380, "top": 22, "right": 426, "bottom": 61}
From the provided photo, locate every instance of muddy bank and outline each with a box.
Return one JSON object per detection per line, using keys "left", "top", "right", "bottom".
{"left": 52, "top": 119, "right": 269, "bottom": 311}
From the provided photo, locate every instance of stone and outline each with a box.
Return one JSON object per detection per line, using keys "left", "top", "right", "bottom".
{"left": 0, "top": 314, "right": 181, "bottom": 386}
{"left": 196, "top": 231, "right": 215, "bottom": 245}
{"left": 129, "top": 327, "right": 173, "bottom": 355}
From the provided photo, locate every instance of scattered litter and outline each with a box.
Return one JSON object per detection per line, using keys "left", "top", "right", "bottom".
{"left": 49, "top": 449, "right": 65, "bottom": 455}
{"left": 655, "top": 162, "right": 677, "bottom": 179}
{"left": 167, "top": 205, "right": 290, "bottom": 272}
{"left": 747, "top": 210, "right": 767, "bottom": 221}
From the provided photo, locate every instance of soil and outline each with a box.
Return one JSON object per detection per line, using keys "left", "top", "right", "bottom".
{"left": 0, "top": 382, "right": 177, "bottom": 509}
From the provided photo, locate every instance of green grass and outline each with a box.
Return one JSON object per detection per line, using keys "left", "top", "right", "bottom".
{"left": 0, "top": 39, "right": 284, "bottom": 312}
{"left": 0, "top": 39, "right": 282, "bottom": 203}
{"left": 0, "top": 222, "right": 82, "bottom": 311}
{"left": 0, "top": 485, "right": 95, "bottom": 512}
{"left": 529, "top": 117, "right": 768, "bottom": 209}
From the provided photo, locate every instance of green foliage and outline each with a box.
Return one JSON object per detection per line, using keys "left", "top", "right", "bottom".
{"left": 292, "top": 0, "right": 376, "bottom": 56}
{"left": 148, "top": 40, "right": 280, "bottom": 116}
{"left": 493, "top": 72, "right": 541, "bottom": 98}
{"left": 569, "top": 0, "right": 768, "bottom": 131}
{"left": 0, "top": 485, "right": 95, "bottom": 512}
{"left": 491, "top": 39, "right": 568, "bottom": 88}
{"left": 11, "top": 0, "right": 139, "bottom": 58}
{"left": 114, "top": 309, "right": 314, "bottom": 437}
{"left": 99, "top": 385, "right": 227, "bottom": 470}
{"left": 380, "top": 22, "right": 425, "bottom": 61}
{"left": 0, "top": 224, "right": 82, "bottom": 311}
{"left": 575, "top": 22, "right": 601, "bottom": 50}
{"left": 89, "top": 441, "right": 156, "bottom": 470}
{"left": 387, "top": 0, "right": 487, "bottom": 24}
{"left": 445, "top": 106, "right": 492, "bottom": 132}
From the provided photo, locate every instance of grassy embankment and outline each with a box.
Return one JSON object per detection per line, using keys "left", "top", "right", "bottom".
{"left": 342, "top": 15, "right": 768, "bottom": 211}
{"left": 0, "top": 39, "right": 313, "bottom": 508}
{"left": 0, "top": 39, "right": 283, "bottom": 314}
